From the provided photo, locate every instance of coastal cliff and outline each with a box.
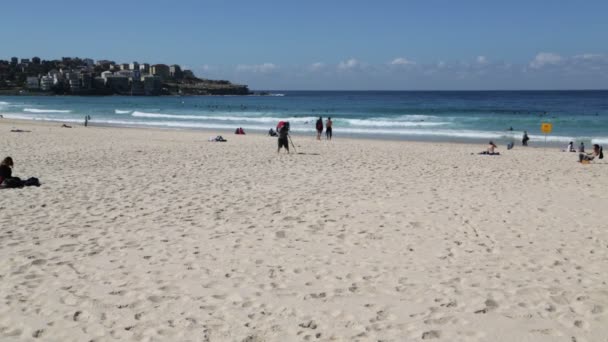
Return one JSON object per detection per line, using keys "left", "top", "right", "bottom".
{"left": 0, "top": 56, "right": 252, "bottom": 96}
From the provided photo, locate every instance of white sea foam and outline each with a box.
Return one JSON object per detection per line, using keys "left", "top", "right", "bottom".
{"left": 115, "top": 110, "right": 132, "bottom": 114}
{"left": 130, "top": 111, "right": 449, "bottom": 128}
{"left": 0, "top": 101, "right": 9, "bottom": 106}
{"left": 2, "top": 113, "right": 82, "bottom": 123}
{"left": 395, "top": 114, "right": 441, "bottom": 121}
{"left": 5, "top": 113, "right": 603, "bottom": 144}
{"left": 131, "top": 111, "right": 316, "bottom": 123}
{"left": 343, "top": 118, "right": 447, "bottom": 127}
{"left": 528, "top": 134, "right": 577, "bottom": 143}
{"left": 102, "top": 119, "right": 272, "bottom": 131}
{"left": 24, "top": 108, "right": 72, "bottom": 113}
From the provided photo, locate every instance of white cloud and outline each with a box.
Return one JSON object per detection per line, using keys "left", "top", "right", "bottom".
{"left": 390, "top": 57, "right": 415, "bottom": 66}
{"left": 338, "top": 58, "right": 360, "bottom": 70}
{"left": 236, "top": 63, "right": 278, "bottom": 73}
{"left": 573, "top": 53, "right": 603, "bottom": 60}
{"left": 476, "top": 56, "right": 488, "bottom": 64}
{"left": 309, "top": 62, "right": 325, "bottom": 71}
{"left": 530, "top": 52, "right": 563, "bottom": 68}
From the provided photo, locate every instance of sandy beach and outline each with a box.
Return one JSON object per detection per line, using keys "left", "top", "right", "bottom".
{"left": 1, "top": 119, "right": 607, "bottom": 342}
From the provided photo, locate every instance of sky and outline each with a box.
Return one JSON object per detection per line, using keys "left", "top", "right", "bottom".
{"left": 1, "top": 0, "right": 607, "bottom": 90}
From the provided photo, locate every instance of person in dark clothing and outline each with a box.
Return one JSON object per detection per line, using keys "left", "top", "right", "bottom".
{"left": 0, "top": 157, "right": 41, "bottom": 188}
{"left": 0, "top": 156, "right": 13, "bottom": 184}
{"left": 325, "top": 117, "right": 333, "bottom": 140}
{"left": 315, "top": 117, "right": 323, "bottom": 140}
{"left": 522, "top": 131, "right": 530, "bottom": 146}
{"left": 277, "top": 122, "right": 290, "bottom": 154}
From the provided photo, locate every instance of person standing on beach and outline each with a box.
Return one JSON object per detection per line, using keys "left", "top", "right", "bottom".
{"left": 325, "top": 117, "right": 333, "bottom": 140}
{"left": 277, "top": 122, "right": 290, "bottom": 154}
{"left": 522, "top": 131, "right": 529, "bottom": 146}
{"left": 316, "top": 117, "right": 323, "bottom": 140}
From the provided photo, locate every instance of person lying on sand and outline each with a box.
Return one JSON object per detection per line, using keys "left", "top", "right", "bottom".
{"left": 579, "top": 144, "right": 603, "bottom": 163}
{"left": 10, "top": 129, "right": 31, "bottom": 133}
{"left": 61, "top": 124, "right": 72, "bottom": 128}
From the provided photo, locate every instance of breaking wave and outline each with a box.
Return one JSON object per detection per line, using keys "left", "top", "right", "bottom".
{"left": 24, "top": 108, "right": 72, "bottom": 113}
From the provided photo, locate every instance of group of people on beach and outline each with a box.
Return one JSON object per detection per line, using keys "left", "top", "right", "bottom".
{"left": 315, "top": 116, "right": 333, "bottom": 141}
{"left": 268, "top": 116, "right": 335, "bottom": 154}
{"left": 561, "top": 141, "right": 603, "bottom": 163}
{"left": 479, "top": 137, "right": 603, "bottom": 163}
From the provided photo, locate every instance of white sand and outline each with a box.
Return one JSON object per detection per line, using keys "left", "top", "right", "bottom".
{"left": 1, "top": 119, "right": 607, "bottom": 342}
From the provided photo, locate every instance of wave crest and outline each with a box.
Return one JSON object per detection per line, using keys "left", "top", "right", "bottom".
{"left": 24, "top": 108, "right": 72, "bottom": 113}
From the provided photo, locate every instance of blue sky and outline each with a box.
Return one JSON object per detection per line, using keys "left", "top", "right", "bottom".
{"left": 1, "top": 0, "right": 607, "bottom": 90}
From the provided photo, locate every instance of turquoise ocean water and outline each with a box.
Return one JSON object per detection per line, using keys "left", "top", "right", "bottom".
{"left": 1, "top": 91, "right": 607, "bottom": 145}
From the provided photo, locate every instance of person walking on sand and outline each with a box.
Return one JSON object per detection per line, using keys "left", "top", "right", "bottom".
{"left": 316, "top": 116, "right": 323, "bottom": 140}
{"left": 522, "top": 131, "right": 530, "bottom": 146}
{"left": 325, "top": 117, "right": 333, "bottom": 140}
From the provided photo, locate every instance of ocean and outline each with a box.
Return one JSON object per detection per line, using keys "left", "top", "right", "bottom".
{"left": 1, "top": 91, "right": 607, "bottom": 145}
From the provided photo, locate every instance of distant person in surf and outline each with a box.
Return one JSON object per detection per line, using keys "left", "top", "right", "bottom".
{"left": 325, "top": 117, "right": 333, "bottom": 140}
{"left": 316, "top": 117, "right": 323, "bottom": 140}
{"left": 522, "top": 131, "right": 530, "bottom": 146}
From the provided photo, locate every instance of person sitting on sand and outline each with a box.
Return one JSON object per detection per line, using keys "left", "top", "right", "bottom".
{"left": 488, "top": 141, "right": 497, "bottom": 154}
{"left": 478, "top": 141, "right": 500, "bottom": 155}
{"left": 0, "top": 157, "right": 14, "bottom": 184}
{"left": 564, "top": 141, "right": 575, "bottom": 152}
{"left": 579, "top": 144, "right": 603, "bottom": 163}
{"left": 268, "top": 128, "right": 277, "bottom": 137}
{"left": 0, "top": 157, "right": 40, "bottom": 188}
{"left": 579, "top": 142, "right": 585, "bottom": 153}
